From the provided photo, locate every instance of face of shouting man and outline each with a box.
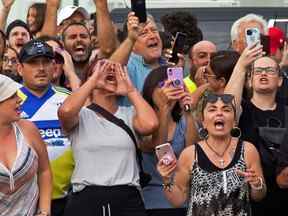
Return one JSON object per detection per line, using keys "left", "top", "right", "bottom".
{"left": 63, "top": 23, "right": 91, "bottom": 64}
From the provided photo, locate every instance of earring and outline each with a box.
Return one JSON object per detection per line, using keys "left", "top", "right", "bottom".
{"left": 199, "top": 127, "right": 209, "bottom": 140}
{"left": 231, "top": 127, "right": 241, "bottom": 138}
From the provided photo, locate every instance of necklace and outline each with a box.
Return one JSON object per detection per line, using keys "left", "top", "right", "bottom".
{"left": 205, "top": 137, "right": 232, "bottom": 167}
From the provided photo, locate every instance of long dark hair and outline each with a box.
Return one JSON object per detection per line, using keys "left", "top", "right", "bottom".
{"left": 27, "top": 3, "right": 46, "bottom": 34}
{"left": 142, "top": 65, "right": 182, "bottom": 122}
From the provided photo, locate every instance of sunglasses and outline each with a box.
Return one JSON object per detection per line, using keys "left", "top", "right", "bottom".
{"left": 204, "top": 93, "right": 234, "bottom": 104}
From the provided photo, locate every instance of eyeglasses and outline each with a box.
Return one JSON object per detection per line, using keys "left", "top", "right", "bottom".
{"left": 253, "top": 67, "right": 278, "bottom": 75}
{"left": 3, "top": 56, "right": 18, "bottom": 64}
{"left": 204, "top": 93, "right": 234, "bottom": 104}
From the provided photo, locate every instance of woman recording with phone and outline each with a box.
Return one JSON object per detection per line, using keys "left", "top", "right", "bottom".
{"left": 58, "top": 59, "right": 158, "bottom": 216}
{"left": 157, "top": 92, "right": 266, "bottom": 215}
{"left": 141, "top": 65, "right": 198, "bottom": 216}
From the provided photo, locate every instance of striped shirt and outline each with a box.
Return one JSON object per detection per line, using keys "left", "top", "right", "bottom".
{"left": 0, "top": 123, "right": 39, "bottom": 216}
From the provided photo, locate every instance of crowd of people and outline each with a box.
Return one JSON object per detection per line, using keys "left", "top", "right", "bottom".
{"left": 0, "top": 0, "right": 288, "bottom": 216}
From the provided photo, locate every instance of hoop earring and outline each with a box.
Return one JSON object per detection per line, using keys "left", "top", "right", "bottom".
{"left": 231, "top": 127, "right": 241, "bottom": 138}
{"left": 199, "top": 127, "right": 209, "bottom": 140}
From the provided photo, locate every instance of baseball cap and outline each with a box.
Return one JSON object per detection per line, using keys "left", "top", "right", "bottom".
{"left": 19, "top": 39, "right": 54, "bottom": 63}
{"left": 0, "top": 74, "right": 20, "bottom": 102}
{"left": 57, "top": 5, "right": 89, "bottom": 26}
{"left": 6, "top": 19, "right": 31, "bottom": 39}
{"left": 268, "top": 27, "right": 286, "bottom": 55}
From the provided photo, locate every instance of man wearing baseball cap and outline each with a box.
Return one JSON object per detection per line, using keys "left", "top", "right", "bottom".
{"left": 17, "top": 39, "right": 74, "bottom": 216}
{"left": 57, "top": 5, "right": 89, "bottom": 34}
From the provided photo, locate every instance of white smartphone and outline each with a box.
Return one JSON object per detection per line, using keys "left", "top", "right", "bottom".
{"left": 155, "top": 143, "right": 176, "bottom": 165}
{"left": 245, "top": 27, "right": 260, "bottom": 48}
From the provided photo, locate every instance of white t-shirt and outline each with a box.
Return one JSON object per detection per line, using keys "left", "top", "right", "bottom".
{"left": 69, "top": 106, "right": 140, "bottom": 192}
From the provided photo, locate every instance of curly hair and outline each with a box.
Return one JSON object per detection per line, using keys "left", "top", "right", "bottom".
{"left": 160, "top": 11, "right": 203, "bottom": 54}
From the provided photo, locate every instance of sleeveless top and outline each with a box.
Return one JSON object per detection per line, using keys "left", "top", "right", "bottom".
{"left": 0, "top": 123, "right": 39, "bottom": 216}
{"left": 186, "top": 140, "right": 251, "bottom": 216}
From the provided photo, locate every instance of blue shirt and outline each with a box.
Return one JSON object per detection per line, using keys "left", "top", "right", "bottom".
{"left": 119, "top": 52, "right": 166, "bottom": 106}
{"left": 142, "top": 117, "right": 187, "bottom": 209}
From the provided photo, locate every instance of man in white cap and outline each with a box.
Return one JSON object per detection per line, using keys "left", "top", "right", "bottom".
{"left": 57, "top": 5, "right": 90, "bottom": 35}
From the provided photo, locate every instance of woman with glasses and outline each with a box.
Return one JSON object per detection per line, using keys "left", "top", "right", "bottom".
{"left": 141, "top": 65, "right": 197, "bottom": 216}
{"left": 1, "top": 46, "right": 21, "bottom": 83}
{"left": 157, "top": 92, "right": 266, "bottom": 216}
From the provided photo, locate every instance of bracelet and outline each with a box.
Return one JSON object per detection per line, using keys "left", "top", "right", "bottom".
{"left": 250, "top": 177, "right": 264, "bottom": 191}
{"left": 36, "top": 210, "right": 50, "bottom": 216}
{"left": 162, "top": 180, "right": 174, "bottom": 192}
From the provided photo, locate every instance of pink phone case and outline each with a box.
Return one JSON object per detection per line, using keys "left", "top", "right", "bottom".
{"left": 167, "top": 67, "right": 184, "bottom": 88}
{"left": 155, "top": 143, "right": 176, "bottom": 165}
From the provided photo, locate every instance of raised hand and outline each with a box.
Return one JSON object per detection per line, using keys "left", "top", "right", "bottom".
{"left": 237, "top": 168, "right": 264, "bottom": 190}
{"left": 89, "top": 60, "right": 112, "bottom": 90}
{"left": 1, "top": 0, "right": 15, "bottom": 9}
{"left": 179, "top": 91, "right": 193, "bottom": 112}
{"left": 280, "top": 41, "right": 288, "bottom": 68}
{"left": 154, "top": 80, "right": 184, "bottom": 112}
{"left": 157, "top": 157, "right": 177, "bottom": 181}
{"left": 46, "top": 0, "right": 60, "bottom": 8}
{"left": 237, "top": 42, "right": 263, "bottom": 69}
{"left": 127, "top": 11, "right": 142, "bottom": 42}
{"left": 194, "top": 66, "right": 208, "bottom": 86}
{"left": 115, "top": 63, "right": 135, "bottom": 96}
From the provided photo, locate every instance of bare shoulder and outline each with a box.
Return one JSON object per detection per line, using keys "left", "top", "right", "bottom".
{"left": 243, "top": 141, "right": 259, "bottom": 155}
{"left": 178, "top": 144, "right": 196, "bottom": 167}
{"left": 17, "top": 119, "right": 44, "bottom": 150}
{"left": 243, "top": 140, "right": 261, "bottom": 164}
{"left": 17, "top": 119, "right": 40, "bottom": 136}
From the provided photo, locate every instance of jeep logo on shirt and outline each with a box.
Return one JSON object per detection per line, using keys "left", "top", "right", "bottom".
{"left": 39, "top": 128, "right": 63, "bottom": 139}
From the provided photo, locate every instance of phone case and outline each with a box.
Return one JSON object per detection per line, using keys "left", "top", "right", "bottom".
{"left": 245, "top": 28, "right": 260, "bottom": 48}
{"left": 169, "top": 32, "right": 187, "bottom": 64}
{"left": 131, "top": 0, "right": 147, "bottom": 23}
{"left": 167, "top": 67, "right": 184, "bottom": 88}
{"left": 155, "top": 143, "right": 176, "bottom": 165}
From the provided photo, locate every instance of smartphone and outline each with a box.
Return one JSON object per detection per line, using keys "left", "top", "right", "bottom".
{"left": 155, "top": 143, "right": 176, "bottom": 165}
{"left": 167, "top": 67, "right": 184, "bottom": 88}
{"left": 131, "top": 0, "right": 147, "bottom": 23}
{"left": 168, "top": 32, "right": 187, "bottom": 64}
{"left": 260, "top": 34, "right": 270, "bottom": 56}
{"left": 245, "top": 28, "right": 260, "bottom": 48}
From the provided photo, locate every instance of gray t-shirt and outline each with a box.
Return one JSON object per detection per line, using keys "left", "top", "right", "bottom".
{"left": 69, "top": 106, "right": 139, "bottom": 192}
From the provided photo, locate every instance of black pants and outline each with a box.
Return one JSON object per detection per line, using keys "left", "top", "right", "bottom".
{"left": 51, "top": 197, "right": 68, "bottom": 216}
{"left": 146, "top": 208, "right": 186, "bottom": 216}
{"left": 64, "top": 185, "right": 146, "bottom": 216}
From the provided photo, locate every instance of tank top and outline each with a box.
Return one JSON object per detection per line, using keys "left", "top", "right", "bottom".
{"left": 0, "top": 123, "right": 39, "bottom": 216}
{"left": 186, "top": 140, "right": 251, "bottom": 216}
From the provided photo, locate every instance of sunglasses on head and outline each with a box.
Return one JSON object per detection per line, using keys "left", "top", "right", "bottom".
{"left": 204, "top": 93, "right": 234, "bottom": 104}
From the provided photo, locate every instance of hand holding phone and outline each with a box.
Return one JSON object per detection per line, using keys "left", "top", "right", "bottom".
{"left": 155, "top": 143, "right": 176, "bottom": 166}
{"left": 131, "top": 0, "right": 147, "bottom": 23}
{"left": 167, "top": 67, "right": 184, "bottom": 88}
{"left": 168, "top": 32, "right": 187, "bottom": 64}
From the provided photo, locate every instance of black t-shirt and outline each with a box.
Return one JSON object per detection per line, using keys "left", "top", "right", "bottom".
{"left": 239, "top": 100, "right": 288, "bottom": 214}
{"left": 239, "top": 99, "right": 285, "bottom": 149}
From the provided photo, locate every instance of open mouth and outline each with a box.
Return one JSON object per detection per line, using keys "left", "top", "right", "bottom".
{"left": 105, "top": 73, "right": 116, "bottom": 84}
{"left": 214, "top": 119, "right": 225, "bottom": 130}
{"left": 74, "top": 46, "right": 85, "bottom": 54}
{"left": 259, "top": 77, "right": 269, "bottom": 83}
{"left": 16, "top": 41, "right": 24, "bottom": 47}
{"left": 147, "top": 42, "right": 158, "bottom": 48}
